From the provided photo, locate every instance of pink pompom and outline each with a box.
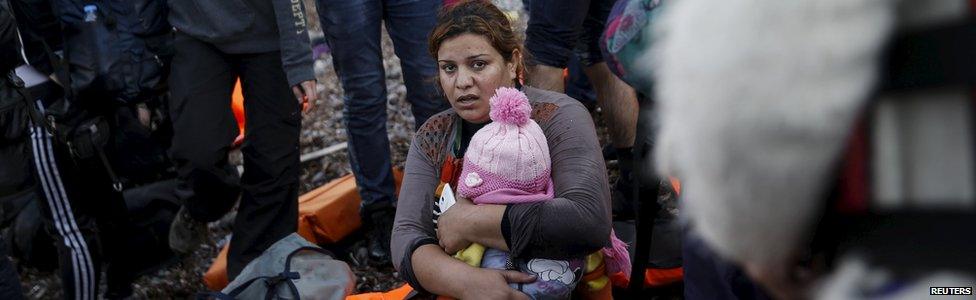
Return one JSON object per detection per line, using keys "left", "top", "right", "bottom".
{"left": 602, "top": 229, "right": 632, "bottom": 279}
{"left": 489, "top": 87, "right": 531, "bottom": 125}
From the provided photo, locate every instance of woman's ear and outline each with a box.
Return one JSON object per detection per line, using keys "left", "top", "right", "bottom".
{"left": 509, "top": 49, "right": 522, "bottom": 81}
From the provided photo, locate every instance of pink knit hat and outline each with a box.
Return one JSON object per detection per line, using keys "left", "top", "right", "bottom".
{"left": 458, "top": 87, "right": 553, "bottom": 204}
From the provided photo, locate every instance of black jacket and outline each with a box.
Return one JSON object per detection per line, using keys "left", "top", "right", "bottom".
{"left": 0, "top": 1, "right": 34, "bottom": 200}
{"left": 0, "top": 1, "right": 24, "bottom": 73}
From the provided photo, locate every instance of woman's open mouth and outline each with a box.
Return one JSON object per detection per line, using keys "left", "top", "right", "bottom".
{"left": 455, "top": 94, "right": 479, "bottom": 108}
{"left": 456, "top": 94, "right": 479, "bottom": 104}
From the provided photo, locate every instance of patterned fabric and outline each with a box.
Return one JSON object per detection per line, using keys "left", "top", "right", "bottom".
{"left": 601, "top": 0, "right": 663, "bottom": 93}
{"left": 482, "top": 248, "right": 586, "bottom": 300}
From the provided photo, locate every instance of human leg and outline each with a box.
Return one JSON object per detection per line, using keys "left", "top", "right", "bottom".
{"left": 318, "top": 0, "right": 397, "bottom": 265}
{"left": 28, "top": 85, "right": 102, "bottom": 300}
{"left": 385, "top": 0, "right": 451, "bottom": 130}
{"left": 227, "top": 51, "right": 301, "bottom": 279}
{"left": 524, "top": 0, "right": 592, "bottom": 92}
{"left": 167, "top": 33, "right": 240, "bottom": 256}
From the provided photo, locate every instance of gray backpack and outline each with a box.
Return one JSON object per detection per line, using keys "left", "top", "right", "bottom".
{"left": 204, "top": 233, "right": 355, "bottom": 300}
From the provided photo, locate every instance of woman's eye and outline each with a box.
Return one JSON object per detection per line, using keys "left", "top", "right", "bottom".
{"left": 472, "top": 61, "right": 486, "bottom": 69}
{"left": 441, "top": 64, "right": 457, "bottom": 73}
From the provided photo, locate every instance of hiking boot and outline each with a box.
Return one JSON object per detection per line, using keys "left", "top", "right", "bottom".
{"left": 365, "top": 207, "right": 394, "bottom": 267}
{"left": 169, "top": 206, "right": 208, "bottom": 255}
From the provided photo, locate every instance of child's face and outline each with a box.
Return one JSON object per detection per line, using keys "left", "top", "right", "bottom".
{"left": 437, "top": 33, "right": 519, "bottom": 124}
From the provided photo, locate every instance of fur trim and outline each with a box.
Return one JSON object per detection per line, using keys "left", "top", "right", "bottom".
{"left": 649, "top": 0, "right": 894, "bottom": 268}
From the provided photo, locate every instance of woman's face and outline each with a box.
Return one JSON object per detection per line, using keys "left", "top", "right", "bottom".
{"left": 437, "top": 33, "right": 518, "bottom": 124}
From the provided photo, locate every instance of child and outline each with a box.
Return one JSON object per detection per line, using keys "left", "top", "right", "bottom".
{"left": 443, "top": 87, "right": 630, "bottom": 299}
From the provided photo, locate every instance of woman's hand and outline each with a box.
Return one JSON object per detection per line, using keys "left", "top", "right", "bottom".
{"left": 412, "top": 244, "right": 533, "bottom": 299}
{"left": 437, "top": 196, "right": 477, "bottom": 254}
{"left": 458, "top": 268, "right": 536, "bottom": 300}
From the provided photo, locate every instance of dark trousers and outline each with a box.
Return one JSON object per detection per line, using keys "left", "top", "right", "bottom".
{"left": 316, "top": 0, "right": 449, "bottom": 210}
{"left": 28, "top": 82, "right": 135, "bottom": 300}
{"left": 525, "top": 0, "right": 614, "bottom": 68}
{"left": 168, "top": 32, "right": 300, "bottom": 279}
{"left": 0, "top": 234, "right": 23, "bottom": 300}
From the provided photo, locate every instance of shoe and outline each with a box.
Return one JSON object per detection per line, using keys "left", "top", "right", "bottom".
{"left": 365, "top": 207, "right": 394, "bottom": 267}
{"left": 168, "top": 206, "right": 208, "bottom": 255}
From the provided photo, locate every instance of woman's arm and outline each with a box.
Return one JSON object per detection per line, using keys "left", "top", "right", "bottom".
{"left": 505, "top": 99, "right": 612, "bottom": 259}
{"left": 392, "top": 130, "right": 441, "bottom": 292}
{"left": 436, "top": 98, "right": 612, "bottom": 260}
{"left": 394, "top": 115, "right": 536, "bottom": 297}
{"left": 436, "top": 196, "right": 508, "bottom": 254}
{"left": 412, "top": 244, "right": 535, "bottom": 299}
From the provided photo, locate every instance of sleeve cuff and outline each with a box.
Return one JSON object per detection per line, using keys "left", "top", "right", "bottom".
{"left": 397, "top": 237, "right": 439, "bottom": 295}
{"left": 502, "top": 204, "right": 513, "bottom": 251}
{"left": 284, "top": 63, "right": 315, "bottom": 87}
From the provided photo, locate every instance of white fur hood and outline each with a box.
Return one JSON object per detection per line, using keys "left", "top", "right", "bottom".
{"left": 649, "top": 0, "right": 967, "bottom": 270}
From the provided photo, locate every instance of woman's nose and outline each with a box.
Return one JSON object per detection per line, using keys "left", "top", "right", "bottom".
{"left": 455, "top": 69, "right": 474, "bottom": 90}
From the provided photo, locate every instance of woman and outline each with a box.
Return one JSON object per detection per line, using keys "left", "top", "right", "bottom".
{"left": 391, "top": 1, "right": 612, "bottom": 299}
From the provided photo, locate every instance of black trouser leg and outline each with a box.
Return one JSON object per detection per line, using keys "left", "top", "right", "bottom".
{"left": 30, "top": 108, "right": 132, "bottom": 300}
{"left": 168, "top": 32, "right": 241, "bottom": 222}
{"left": 0, "top": 234, "right": 23, "bottom": 300}
{"left": 27, "top": 83, "right": 97, "bottom": 300}
{"left": 226, "top": 51, "right": 300, "bottom": 279}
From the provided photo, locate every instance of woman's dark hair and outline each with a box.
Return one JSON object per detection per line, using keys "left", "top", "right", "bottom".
{"left": 429, "top": 0, "right": 525, "bottom": 82}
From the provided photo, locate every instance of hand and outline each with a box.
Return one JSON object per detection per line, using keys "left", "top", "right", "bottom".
{"left": 437, "top": 196, "right": 476, "bottom": 254}
{"left": 136, "top": 103, "right": 152, "bottom": 128}
{"left": 457, "top": 268, "right": 535, "bottom": 300}
{"left": 292, "top": 80, "right": 318, "bottom": 113}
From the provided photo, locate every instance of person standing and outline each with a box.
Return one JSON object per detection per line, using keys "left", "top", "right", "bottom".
{"left": 523, "top": 0, "right": 641, "bottom": 217}
{"left": 8, "top": 0, "right": 151, "bottom": 297}
{"left": 165, "top": 0, "right": 318, "bottom": 280}
{"left": 315, "top": 0, "right": 450, "bottom": 266}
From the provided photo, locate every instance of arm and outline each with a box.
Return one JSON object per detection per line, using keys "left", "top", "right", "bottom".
{"left": 506, "top": 101, "right": 612, "bottom": 259}
{"left": 411, "top": 244, "right": 477, "bottom": 296}
{"left": 435, "top": 196, "right": 508, "bottom": 254}
{"left": 391, "top": 134, "right": 441, "bottom": 292}
{"left": 394, "top": 118, "right": 536, "bottom": 297}
{"left": 269, "top": 0, "right": 315, "bottom": 93}
{"left": 412, "top": 244, "right": 534, "bottom": 299}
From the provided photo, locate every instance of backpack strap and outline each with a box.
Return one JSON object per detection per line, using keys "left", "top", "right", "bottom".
{"left": 7, "top": 71, "right": 55, "bottom": 134}
{"left": 196, "top": 291, "right": 235, "bottom": 300}
{"left": 277, "top": 246, "right": 337, "bottom": 299}
{"left": 219, "top": 273, "right": 299, "bottom": 300}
